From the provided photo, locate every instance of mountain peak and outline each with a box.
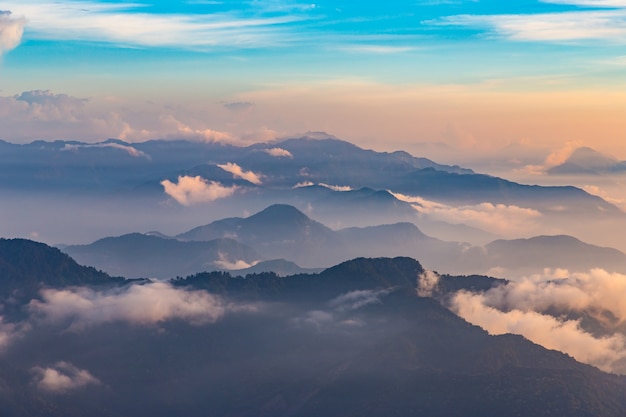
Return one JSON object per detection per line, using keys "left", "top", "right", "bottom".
{"left": 249, "top": 204, "right": 309, "bottom": 222}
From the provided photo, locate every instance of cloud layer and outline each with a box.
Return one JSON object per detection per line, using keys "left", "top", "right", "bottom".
{"left": 391, "top": 192, "right": 542, "bottom": 237}
{"left": 447, "top": 269, "right": 626, "bottom": 373}
{"left": 161, "top": 176, "right": 238, "bottom": 206}
{"left": 28, "top": 282, "right": 251, "bottom": 329}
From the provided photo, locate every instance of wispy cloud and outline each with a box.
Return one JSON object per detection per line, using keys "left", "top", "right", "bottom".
{"left": 429, "top": 3, "right": 626, "bottom": 43}
{"left": 319, "top": 183, "right": 352, "bottom": 192}
{"left": 62, "top": 142, "right": 151, "bottom": 159}
{"left": 217, "top": 162, "right": 263, "bottom": 185}
{"left": 28, "top": 282, "right": 255, "bottom": 330}
{"left": 3, "top": 1, "right": 312, "bottom": 49}
{"left": 161, "top": 176, "right": 238, "bottom": 206}
{"left": 391, "top": 192, "right": 542, "bottom": 237}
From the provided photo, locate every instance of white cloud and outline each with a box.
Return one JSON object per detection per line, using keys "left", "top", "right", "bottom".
{"left": 158, "top": 114, "right": 234, "bottom": 143}
{"left": 448, "top": 268, "right": 626, "bottom": 374}
{"left": 293, "top": 181, "right": 314, "bottom": 188}
{"left": 33, "top": 362, "right": 100, "bottom": 393}
{"left": 264, "top": 147, "right": 293, "bottom": 158}
{"left": 3, "top": 1, "right": 310, "bottom": 49}
{"left": 417, "top": 270, "right": 440, "bottom": 297}
{"left": 62, "top": 142, "right": 150, "bottom": 159}
{"left": 0, "top": 11, "right": 25, "bottom": 57}
{"left": 318, "top": 183, "right": 353, "bottom": 192}
{"left": 391, "top": 192, "right": 542, "bottom": 237}
{"left": 217, "top": 162, "right": 263, "bottom": 185}
{"left": 28, "top": 282, "right": 256, "bottom": 330}
{"left": 161, "top": 176, "right": 238, "bottom": 206}
{"left": 450, "top": 290, "right": 626, "bottom": 373}
{"left": 213, "top": 252, "right": 259, "bottom": 270}
{"left": 433, "top": 10, "right": 626, "bottom": 43}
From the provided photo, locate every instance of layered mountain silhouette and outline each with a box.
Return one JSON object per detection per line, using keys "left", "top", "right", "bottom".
{"left": 1, "top": 248, "right": 625, "bottom": 416}
{"left": 62, "top": 205, "right": 626, "bottom": 279}
{"left": 64, "top": 233, "right": 260, "bottom": 279}
{"left": 0, "top": 136, "right": 618, "bottom": 216}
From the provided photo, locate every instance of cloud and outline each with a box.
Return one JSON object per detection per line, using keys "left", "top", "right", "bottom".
{"left": 0, "top": 11, "right": 24, "bottom": 57}
{"left": 516, "top": 141, "right": 583, "bottom": 175}
{"left": 293, "top": 289, "right": 393, "bottom": 329}
{"left": 0, "top": 91, "right": 239, "bottom": 143}
{"left": 161, "top": 176, "right": 238, "bottom": 206}
{"left": 213, "top": 252, "right": 259, "bottom": 270}
{"left": 318, "top": 183, "right": 353, "bottom": 192}
{"left": 62, "top": 142, "right": 151, "bottom": 159}
{"left": 28, "top": 282, "right": 255, "bottom": 330}
{"left": 391, "top": 192, "right": 542, "bottom": 237}
{"left": 0, "top": 317, "right": 23, "bottom": 352}
{"left": 293, "top": 181, "right": 314, "bottom": 188}
{"left": 33, "top": 362, "right": 100, "bottom": 393}
{"left": 4, "top": 1, "right": 314, "bottom": 50}
{"left": 431, "top": 9, "right": 626, "bottom": 43}
{"left": 264, "top": 147, "right": 293, "bottom": 158}
{"left": 447, "top": 268, "right": 626, "bottom": 374}
{"left": 157, "top": 114, "right": 234, "bottom": 143}
{"left": 417, "top": 270, "right": 440, "bottom": 297}
{"left": 328, "top": 288, "right": 394, "bottom": 312}
{"left": 217, "top": 162, "right": 263, "bottom": 185}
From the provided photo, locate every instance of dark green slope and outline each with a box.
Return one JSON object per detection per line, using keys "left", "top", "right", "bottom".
{"left": 0, "top": 238, "right": 123, "bottom": 297}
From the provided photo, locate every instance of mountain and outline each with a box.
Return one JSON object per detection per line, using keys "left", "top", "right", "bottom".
{"left": 77, "top": 205, "right": 626, "bottom": 277}
{"left": 63, "top": 233, "right": 260, "bottom": 279}
{"left": 548, "top": 147, "right": 626, "bottom": 175}
{"left": 178, "top": 205, "right": 471, "bottom": 269}
{"left": 1, "top": 136, "right": 617, "bottom": 215}
{"left": 1, "top": 253, "right": 626, "bottom": 416}
{"left": 0, "top": 238, "right": 123, "bottom": 298}
{"left": 178, "top": 204, "right": 340, "bottom": 267}
{"left": 228, "top": 259, "right": 324, "bottom": 277}
{"left": 479, "top": 235, "right": 626, "bottom": 275}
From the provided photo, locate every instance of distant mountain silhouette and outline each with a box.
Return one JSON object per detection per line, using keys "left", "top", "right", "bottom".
{"left": 64, "top": 233, "right": 260, "bottom": 279}
{"left": 548, "top": 147, "right": 626, "bottom": 175}
{"left": 480, "top": 235, "right": 626, "bottom": 274}
{"left": 1, "top": 136, "right": 617, "bottom": 217}
{"left": 178, "top": 205, "right": 466, "bottom": 269}
{"left": 229, "top": 259, "right": 324, "bottom": 276}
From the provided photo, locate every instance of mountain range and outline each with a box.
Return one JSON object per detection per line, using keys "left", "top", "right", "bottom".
{"left": 1, "top": 239, "right": 626, "bottom": 416}
{"left": 63, "top": 204, "right": 626, "bottom": 279}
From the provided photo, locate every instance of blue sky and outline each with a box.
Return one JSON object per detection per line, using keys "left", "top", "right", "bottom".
{"left": 1, "top": 0, "right": 626, "bottom": 168}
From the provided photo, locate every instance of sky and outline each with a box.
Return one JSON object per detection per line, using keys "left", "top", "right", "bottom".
{"left": 1, "top": 0, "right": 626, "bottom": 167}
